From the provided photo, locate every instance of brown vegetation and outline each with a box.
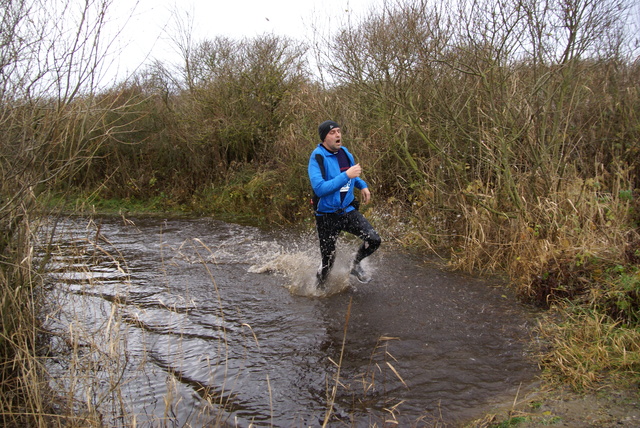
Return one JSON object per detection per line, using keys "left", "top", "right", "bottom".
{"left": 1, "top": 0, "right": 639, "bottom": 425}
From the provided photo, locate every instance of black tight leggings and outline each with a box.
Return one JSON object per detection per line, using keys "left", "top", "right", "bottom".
{"left": 315, "top": 210, "right": 381, "bottom": 280}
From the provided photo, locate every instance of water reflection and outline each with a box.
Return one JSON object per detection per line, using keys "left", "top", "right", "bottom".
{"left": 41, "top": 216, "right": 539, "bottom": 427}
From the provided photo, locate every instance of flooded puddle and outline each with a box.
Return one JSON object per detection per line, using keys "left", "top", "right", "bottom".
{"left": 40, "top": 216, "right": 539, "bottom": 426}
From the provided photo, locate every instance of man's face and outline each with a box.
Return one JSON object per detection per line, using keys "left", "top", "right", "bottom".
{"left": 322, "top": 127, "right": 342, "bottom": 152}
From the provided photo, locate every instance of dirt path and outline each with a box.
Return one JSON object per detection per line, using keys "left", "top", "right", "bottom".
{"left": 472, "top": 384, "right": 640, "bottom": 427}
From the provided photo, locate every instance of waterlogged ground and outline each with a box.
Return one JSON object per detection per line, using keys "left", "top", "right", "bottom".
{"left": 41, "top": 215, "right": 540, "bottom": 427}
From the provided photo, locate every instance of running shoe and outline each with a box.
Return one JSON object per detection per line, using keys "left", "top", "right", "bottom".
{"left": 350, "top": 262, "right": 371, "bottom": 283}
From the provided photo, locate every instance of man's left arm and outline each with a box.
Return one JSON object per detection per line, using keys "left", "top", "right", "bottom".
{"left": 354, "top": 178, "right": 371, "bottom": 204}
{"left": 348, "top": 148, "right": 371, "bottom": 205}
{"left": 360, "top": 187, "right": 371, "bottom": 204}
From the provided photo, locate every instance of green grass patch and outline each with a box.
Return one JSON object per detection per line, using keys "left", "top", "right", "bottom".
{"left": 41, "top": 192, "right": 191, "bottom": 216}
{"left": 491, "top": 416, "right": 530, "bottom": 427}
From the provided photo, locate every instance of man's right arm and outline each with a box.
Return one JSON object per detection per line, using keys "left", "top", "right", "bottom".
{"left": 346, "top": 164, "right": 362, "bottom": 179}
{"left": 308, "top": 152, "right": 349, "bottom": 198}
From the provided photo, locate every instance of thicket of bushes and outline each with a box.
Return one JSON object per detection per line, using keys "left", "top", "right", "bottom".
{"left": 66, "top": 0, "right": 640, "bottom": 294}
{"left": 1, "top": 0, "right": 640, "bottom": 424}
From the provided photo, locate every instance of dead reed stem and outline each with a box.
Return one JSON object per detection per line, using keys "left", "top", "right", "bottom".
{"left": 322, "top": 296, "right": 353, "bottom": 427}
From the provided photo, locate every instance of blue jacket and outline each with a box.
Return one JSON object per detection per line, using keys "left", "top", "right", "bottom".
{"left": 308, "top": 144, "right": 367, "bottom": 215}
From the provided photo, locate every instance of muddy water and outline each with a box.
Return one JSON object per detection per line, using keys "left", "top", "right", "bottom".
{"left": 42, "top": 216, "right": 539, "bottom": 427}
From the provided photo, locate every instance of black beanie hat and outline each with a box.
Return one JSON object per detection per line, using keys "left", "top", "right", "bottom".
{"left": 318, "top": 120, "right": 340, "bottom": 142}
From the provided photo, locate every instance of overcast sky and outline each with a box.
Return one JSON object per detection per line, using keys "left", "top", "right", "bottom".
{"left": 106, "top": 0, "right": 381, "bottom": 81}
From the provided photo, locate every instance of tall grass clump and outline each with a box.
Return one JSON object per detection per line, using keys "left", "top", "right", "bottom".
{"left": 537, "top": 304, "right": 640, "bottom": 390}
{"left": 0, "top": 0, "right": 142, "bottom": 425}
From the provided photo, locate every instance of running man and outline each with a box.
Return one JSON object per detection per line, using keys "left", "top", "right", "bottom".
{"left": 308, "top": 120, "right": 381, "bottom": 288}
